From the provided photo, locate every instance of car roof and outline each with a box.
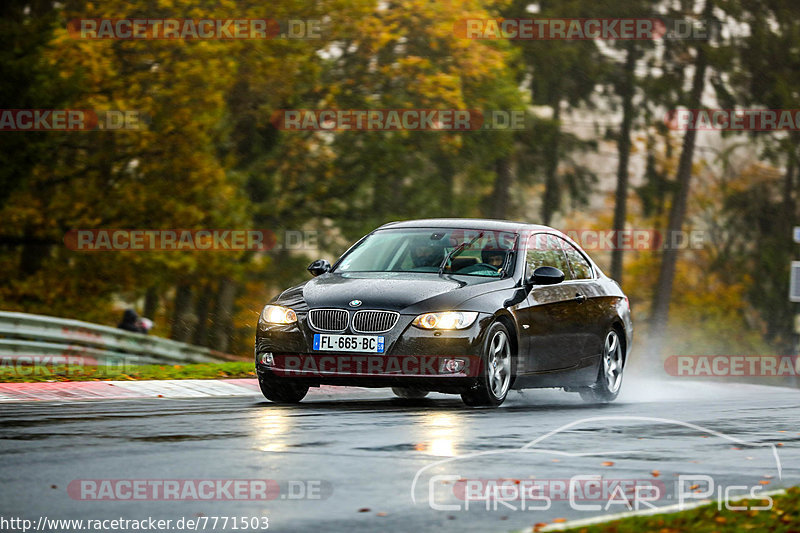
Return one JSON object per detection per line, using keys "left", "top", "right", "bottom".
{"left": 377, "top": 218, "right": 552, "bottom": 233}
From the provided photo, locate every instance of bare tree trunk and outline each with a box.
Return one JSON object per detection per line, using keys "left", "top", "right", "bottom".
{"left": 648, "top": 134, "right": 667, "bottom": 218}
{"left": 489, "top": 156, "right": 512, "bottom": 219}
{"left": 542, "top": 102, "right": 561, "bottom": 225}
{"left": 192, "top": 283, "right": 214, "bottom": 346}
{"left": 210, "top": 277, "right": 237, "bottom": 352}
{"left": 610, "top": 43, "right": 636, "bottom": 284}
{"left": 19, "top": 224, "right": 50, "bottom": 275}
{"left": 649, "top": 12, "right": 710, "bottom": 355}
{"left": 438, "top": 153, "right": 455, "bottom": 215}
{"left": 143, "top": 286, "right": 159, "bottom": 321}
{"left": 170, "top": 284, "right": 195, "bottom": 342}
{"left": 781, "top": 137, "right": 796, "bottom": 227}
{"left": 19, "top": 241, "right": 49, "bottom": 275}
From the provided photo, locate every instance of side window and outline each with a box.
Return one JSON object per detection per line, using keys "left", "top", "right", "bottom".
{"left": 525, "top": 233, "right": 550, "bottom": 274}
{"left": 561, "top": 239, "right": 594, "bottom": 280}
{"left": 526, "top": 233, "right": 571, "bottom": 276}
{"left": 544, "top": 235, "right": 571, "bottom": 277}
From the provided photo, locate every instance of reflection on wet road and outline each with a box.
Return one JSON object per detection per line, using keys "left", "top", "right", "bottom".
{"left": 0, "top": 379, "right": 798, "bottom": 532}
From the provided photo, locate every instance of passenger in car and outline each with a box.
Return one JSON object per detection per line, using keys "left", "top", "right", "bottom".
{"left": 409, "top": 242, "right": 445, "bottom": 268}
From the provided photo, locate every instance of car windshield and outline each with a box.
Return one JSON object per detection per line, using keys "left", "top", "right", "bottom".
{"left": 333, "top": 228, "right": 516, "bottom": 277}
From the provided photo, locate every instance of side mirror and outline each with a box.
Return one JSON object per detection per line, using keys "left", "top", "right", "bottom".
{"left": 529, "top": 266, "right": 564, "bottom": 286}
{"left": 307, "top": 259, "right": 331, "bottom": 277}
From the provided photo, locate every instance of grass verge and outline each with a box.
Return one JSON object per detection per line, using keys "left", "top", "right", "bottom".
{"left": 0, "top": 361, "right": 255, "bottom": 382}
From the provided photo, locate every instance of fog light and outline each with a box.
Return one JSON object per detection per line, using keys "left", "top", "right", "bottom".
{"left": 260, "top": 352, "right": 274, "bottom": 366}
{"left": 440, "top": 358, "right": 466, "bottom": 374}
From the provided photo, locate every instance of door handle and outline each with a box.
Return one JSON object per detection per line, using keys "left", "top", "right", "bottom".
{"left": 574, "top": 293, "right": 587, "bottom": 304}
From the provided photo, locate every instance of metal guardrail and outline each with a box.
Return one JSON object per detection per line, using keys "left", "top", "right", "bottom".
{"left": 0, "top": 311, "right": 238, "bottom": 365}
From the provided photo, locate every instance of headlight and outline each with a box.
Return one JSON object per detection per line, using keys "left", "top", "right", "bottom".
{"left": 259, "top": 305, "right": 297, "bottom": 325}
{"left": 412, "top": 311, "right": 478, "bottom": 330}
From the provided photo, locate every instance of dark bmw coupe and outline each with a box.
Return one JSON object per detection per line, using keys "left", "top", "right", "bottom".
{"left": 255, "top": 219, "right": 632, "bottom": 407}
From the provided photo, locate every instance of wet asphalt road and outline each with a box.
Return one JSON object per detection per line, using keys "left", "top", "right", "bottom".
{"left": 0, "top": 378, "right": 799, "bottom": 533}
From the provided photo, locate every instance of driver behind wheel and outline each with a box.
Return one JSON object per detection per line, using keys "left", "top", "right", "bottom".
{"left": 481, "top": 249, "right": 507, "bottom": 270}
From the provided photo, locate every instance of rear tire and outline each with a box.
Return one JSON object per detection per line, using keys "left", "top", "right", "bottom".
{"left": 392, "top": 387, "right": 429, "bottom": 399}
{"left": 579, "top": 329, "right": 624, "bottom": 403}
{"left": 258, "top": 373, "right": 308, "bottom": 404}
{"left": 461, "top": 322, "right": 513, "bottom": 407}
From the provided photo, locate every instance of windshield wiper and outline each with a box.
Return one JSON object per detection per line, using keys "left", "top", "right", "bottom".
{"left": 439, "top": 232, "right": 484, "bottom": 276}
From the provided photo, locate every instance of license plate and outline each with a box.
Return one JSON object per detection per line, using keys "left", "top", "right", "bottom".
{"left": 313, "top": 334, "right": 385, "bottom": 353}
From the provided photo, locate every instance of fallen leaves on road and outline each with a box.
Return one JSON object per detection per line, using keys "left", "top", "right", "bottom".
{"left": 527, "top": 486, "right": 800, "bottom": 531}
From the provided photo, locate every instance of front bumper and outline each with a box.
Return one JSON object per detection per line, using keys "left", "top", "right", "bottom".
{"left": 255, "top": 313, "right": 491, "bottom": 391}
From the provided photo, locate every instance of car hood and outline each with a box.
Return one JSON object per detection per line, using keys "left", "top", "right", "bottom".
{"left": 274, "top": 272, "right": 510, "bottom": 313}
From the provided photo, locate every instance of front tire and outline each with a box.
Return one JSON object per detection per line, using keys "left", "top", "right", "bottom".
{"left": 258, "top": 373, "right": 308, "bottom": 404}
{"left": 461, "top": 322, "right": 513, "bottom": 407}
{"left": 579, "top": 329, "right": 624, "bottom": 403}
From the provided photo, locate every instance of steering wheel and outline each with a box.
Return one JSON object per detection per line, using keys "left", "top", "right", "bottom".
{"left": 456, "top": 263, "right": 499, "bottom": 274}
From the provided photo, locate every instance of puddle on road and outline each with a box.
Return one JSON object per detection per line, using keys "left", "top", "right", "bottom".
{"left": 411, "top": 412, "right": 464, "bottom": 457}
{"left": 131, "top": 433, "right": 249, "bottom": 442}
{"left": 253, "top": 410, "right": 292, "bottom": 452}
